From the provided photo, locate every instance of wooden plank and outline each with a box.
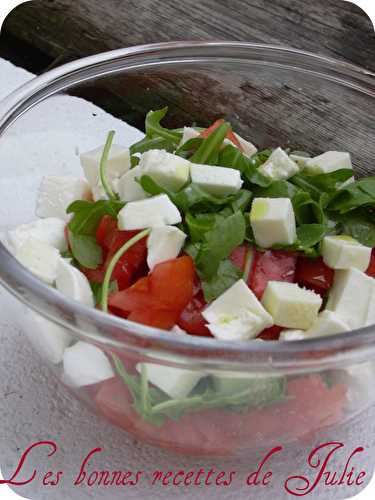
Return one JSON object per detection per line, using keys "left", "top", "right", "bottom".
{"left": 2, "top": 0, "right": 375, "bottom": 173}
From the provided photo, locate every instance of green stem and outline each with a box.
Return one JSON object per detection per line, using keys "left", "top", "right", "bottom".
{"left": 101, "top": 228, "right": 151, "bottom": 313}
{"left": 99, "top": 130, "right": 118, "bottom": 201}
{"left": 190, "top": 122, "right": 230, "bottom": 164}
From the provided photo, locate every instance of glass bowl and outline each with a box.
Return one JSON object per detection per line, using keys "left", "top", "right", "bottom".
{"left": 1, "top": 41, "right": 375, "bottom": 461}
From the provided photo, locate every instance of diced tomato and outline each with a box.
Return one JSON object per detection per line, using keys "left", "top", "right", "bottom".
{"left": 96, "top": 215, "right": 118, "bottom": 249}
{"left": 366, "top": 249, "right": 375, "bottom": 278}
{"left": 229, "top": 244, "right": 248, "bottom": 272}
{"left": 200, "top": 119, "right": 244, "bottom": 152}
{"left": 108, "top": 256, "right": 195, "bottom": 329}
{"left": 128, "top": 308, "right": 179, "bottom": 330}
{"left": 296, "top": 256, "right": 334, "bottom": 295}
{"left": 249, "top": 250, "right": 297, "bottom": 300}
{"left": 94, "top": 374, "right": 347, "bottom": 456}
{"left": 81, "top": 265, "right": 106, "bottom": 284}
{"left": 149, "top": 256, "right": 195, "bottom": 312}
{"left": 258, "top": 326, "right": 282, "bottom": 341}
{"left": 178, "top": 291, "right": 211, "bottom": 337}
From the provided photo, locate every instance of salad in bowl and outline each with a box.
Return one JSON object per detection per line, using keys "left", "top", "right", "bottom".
{"left": 3, "top": 106, "right": 375, "bottom": 455}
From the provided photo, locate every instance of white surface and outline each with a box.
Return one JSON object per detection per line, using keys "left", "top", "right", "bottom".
{"left": 0, "top": 56, "right": 375, "bottom": 500}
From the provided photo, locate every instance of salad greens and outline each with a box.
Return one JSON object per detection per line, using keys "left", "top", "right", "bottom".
{"left": 99, "top": 130, "right": 118, "bottom": 201}
{"left": 113, "top": 355, "right": 286, "bottom": 426}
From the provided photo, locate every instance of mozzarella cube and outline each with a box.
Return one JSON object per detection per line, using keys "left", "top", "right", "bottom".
{"left": 207, "top": 310, "right": 264, "bottom": 341}
{"left": 117, "top": 165, "right": 149, "bottom": 202}
{"left": 307, "top": 311, "right": 350, "bottom": 337}
{"left": 139, "top": 149, "right": 190, "bottom": 191}
{"left": 322, "top": 235, "right": 371, "bottom": 271}
{"left": 147, "top": 226, "right": 186, "bottom": 271}
{"left": 305, "top": 151, "right": 353, "bottom": 175}
{"left": 15, "top": 237, "right": 60, "bottom": 285}
{"left": 136, "top": 363, "right": 203, "bottom": 399}
{"left": 326, "top": 268, "right": 374, "bottom": 330}
{"left": 179, "top": 127, "right": 200, "bottom": 147}
{"left": 279, "top": 329, "right": 308, "bottom": 341}
{"left": 26, "top": 311, "right": 72, "bottom": 364}
{"left": 117, "top": 194, "right": 181, "bottom": 230}
{"left": 258, "top": 148, "right": 300, "bottom": 180}
{"left": 262, "top": 281, "right": 322, "bottom": 329}
{"left": 7, "top": 218, "right": 67, "bottom": 253}
{"left": 224, "top": 133, "right": 258, "bottom": 158}
{"left": 36, "top": 176, "right": 91, "bottom": 221}
{"left": 190, "top": 164, "right": 243, "bottom": 197}
{"left": 250, "top": 197, "right": 297, "bottom": 249}
{"left": 80, "top": 144, "right": 131, "bottom": 187}
{"left": 365, "top": 282, "right": 375, "bottom": 327}
{"left": 289, "top": 154, "right": 311, "bottom": 169}
{"left": 202, "top": 280, "right": 273, "bottom": 340}
{"left": 56, "top": 259, "right": 94, "bottom": 307}
{"left": 63, "top": 342, "right": 114, "bottom": 387}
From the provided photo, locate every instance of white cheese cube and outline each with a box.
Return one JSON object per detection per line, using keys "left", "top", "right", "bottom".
{"left": 224, "top": 133, "right": 258, "bottom": 158}
{"left": 63, "top": 342, "right": 114, "bottom": 387}
{"left": 179, "top": 127, "right": 200, "bottom": 147}
{"left": 15, "top": 237, "right": 60, "bottom": 285}
{"left": 80, "top": 144, "right": 131, "bottom": 187}
{"left": 250, "top": 197, "right": 297, "bottom": 249}
{"left": 306, "top": 311, "right": 350, "bottom": 337}
{"left": 262, "top": 281, "right": 322, "bottom": 329}
{"left": 26, "top": 311, "right": 72, "bottom": 365}
{"left": 290, "top": 154, "right": 311, "bottom": 169}
{"left": 56, "top": 259, "right": 94, "bottom": 307}
{"left": 365, "top": 282, "right": 375, "bottom": 327}
{"left": 147, "top": 226, "right": 186, "bottom": 271}
{"left": 190, "top": 164, "right": 243, "bottom": 197}
{"left": 117, "top": 194, "right": 182, "bottom": 230}
{"left": 36, "top": 176, "right": 91, "bottom": 221}
{"left": 203, "top": 279, "right": 273, "bottom": 340}
{"left": 326, "top": 268, "right": 374, "bottom": 330}
{"left": 7, "top": 218, "right": 67, "bottom": 253}
{"left": 258, "top": 148, "right": 300, "bottom": 180}
{"left": 207, "top": 310, "right": 264, "bottom": 341}
{"left": 139, "top": 149, "right": 190, "bottom": 191}
{"left": 305, "top": 151, "right": 353, "bottom": 175}
{"left": 117, "top": 166, "right": 149, "bottom": 202}
{"left": 322, "top": 235, "right": 371, "bottom": 271}
{"left": 136, "top": 363, "right": 203, "bottom": 399}
{"left": 279, "top": 329, "right": 308, "bottom": 341}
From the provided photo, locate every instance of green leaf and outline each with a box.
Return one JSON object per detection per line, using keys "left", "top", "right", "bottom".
{"left": 328, "top": 177, "right": 375, "bottom": 213}
{"left": 91, "top": 281, "right": 118, "bottom": 306}
{"left": 231, "top": 189, "right": 252, "bottom": 212}
{"left": 67, "top": 200, "right": 124, "bottom": 236}
{"left": 292, "top": 192, "right": 325, "bottom": 225}
{"left": 175, "top": 137, "right": 203, "bottom": 158}
{"left": 145, "top": 107, "right": 182, "bottom": 143}
{"left": 296, "top": 224, "right": 327, "bottom": 249}
{"left": 202, "top": 260, "right": 242, "bottom": 302}
{"left": 331, "top": 209, "right": 375, "bottom": 247}
{"left": 196, "top": 212, "right": 246, "bottom": 279}
{"left": 253, "top": 180, "right": 298, "bottom": 199}
{"left": 290, "top": 169, "right": 353, "bottom": 199}
{"left": 68, "top": 232, "right": 103, "bottom": 269}
{"left": 130, "top": 136, "right": 175, "bottom": 155}
{"left": 185, "top": 213, "right": 220, "bottom": 243}
{"left": 218, "top": 145, "right": 271, "bottom": 187}
{"left": 190, "top": 122, "right": 230, "bottom": 165}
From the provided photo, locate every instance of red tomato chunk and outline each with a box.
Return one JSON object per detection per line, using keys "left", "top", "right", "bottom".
{"left": 296, "top": 256, "right": 334, "bottom": 296}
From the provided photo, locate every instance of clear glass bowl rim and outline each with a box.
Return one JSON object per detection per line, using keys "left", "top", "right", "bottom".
{"left": 1, "top": 40, "right": 375, "bottom": 370}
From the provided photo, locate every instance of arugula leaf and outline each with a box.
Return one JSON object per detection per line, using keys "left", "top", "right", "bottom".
{"left": 328, "top": 178, "right": 375, "bottom": 213}
{"left": 68, "top": 232, "right": 103, "bottom": 269}
{"left": 331, "top": 209, "right": 375, "bottom": 247}
{"left": 296, "top": 224, "right": 327, "bottom": 249}
{"left": 202, "top": 260, "right": 242, "bottom": 302}
{"left": 185, "top": 213, "right": 220, "bottom": 243}
{"left": 290, "top": 169, "right": 353, "bottom": 199}
{"left": 139, "top": 175, "right": 237, "bottom": 213}
{"left": 292, "top": 192, "right": 325, "bottom": 225}
{"left": 196, "top": 212, "right": 246, "bottom": 279}
{"left": 113, "top": 357, "right": 286, "bottom": 426}
{"left": 145, "top": 107, "right": 182, "bottom": 143}
{"left": 67, "top": 200, "right": 124, "bottom": 235}
{"left": 175, "top": 137, "right": 203, "bottom": 158}
{"left": 231, "top": 189, "right": 252, "bottom": 212}
{"left": 253, "top": 180, "right": 298, "bottom": 199}
{"left": 218, "top": 145, "right": 271, "bottom": 187}
{"left": 130, "top": 136, "right": 175, "bottom": 155}
{"left": 190, "top": 122, "right": 230, "bottom": 165}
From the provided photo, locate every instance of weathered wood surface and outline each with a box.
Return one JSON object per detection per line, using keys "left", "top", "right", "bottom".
{"left": 2, "top": 0, "right": 375, "bottom": 172}
{"left": 4, "top": 0, "right": 375, "bottom": 71}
